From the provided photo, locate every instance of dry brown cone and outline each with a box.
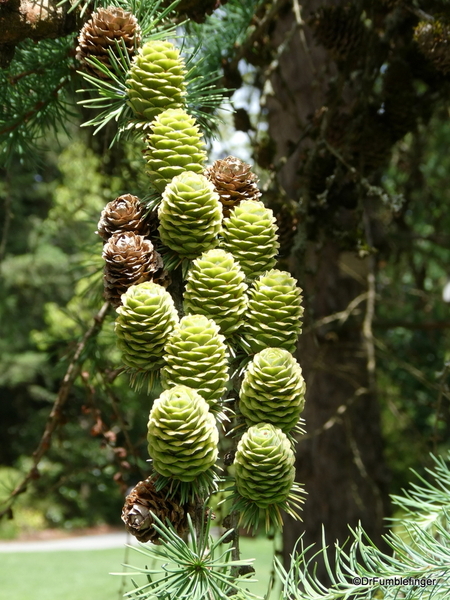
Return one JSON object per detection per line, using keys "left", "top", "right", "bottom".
{"left": 414, "top": 20, "right": 450, "bottom": 76}
{"left": 122, "top": 478, "right": 193, "bottom": 543}
{"left": 97, "top": 194, "right": 149, "bottom": 241}
{"left": 102, "top": 232, "right": 168, "bottom": 307}
{"left": 76, "top": 7, "right": 141, "bottom": 79}
{"left": 205, "top": 156, "right": 261, "bottom": 218}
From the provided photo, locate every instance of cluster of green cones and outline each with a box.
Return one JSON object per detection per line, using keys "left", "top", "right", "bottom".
{"left": 82, "top": 21, "right": 307, "bottom": 535}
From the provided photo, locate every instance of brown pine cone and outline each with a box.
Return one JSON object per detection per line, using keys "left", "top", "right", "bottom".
{"left": 102, "top": 232, "right": 166, "bottom": 307}
{"left": 97, "top": 194, "right": 149, "bottom": 241}
{"left": 76, "top": 7, "right": 141, "bottom": 79}
{"left": 122, "top": 478, "right": 193, "bottom": 543}
{"left": 205, "top": 156, "right": 261, "bottom": 218}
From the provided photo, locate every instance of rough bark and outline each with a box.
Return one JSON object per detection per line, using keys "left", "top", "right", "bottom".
{"left": 0, "top": 0, "right": 78, "bottom": 66}
{"left": 261, "top": 0, "right": 391, "bottom": 579}
{"left": 285, "top": 243, "right": 390, "bottom": 580}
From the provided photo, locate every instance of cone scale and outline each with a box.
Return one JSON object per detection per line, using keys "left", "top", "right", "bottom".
{"left": 102, "top": 232, "right": 166, "bottom": 307}
{"left": 97, "top": 194, "right": 149, "bottom": 240}
{"left": 121, "top": 478, "right": 191, "bottom": 543}
{"left": 205, "top": 156, "right": 261, "bottom": 217}
{"left": 76, "top": 7, "right": 141, "bottom": 79}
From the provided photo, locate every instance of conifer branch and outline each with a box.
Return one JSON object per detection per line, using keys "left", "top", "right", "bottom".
{"left": 0, "top": 77, "right": 69, "bottom": 137}
{"left": 0, "top": 301, "right": 111, "bottom": 519}
{"left": 404, "top": 5, "right": 434, "bottom": 23}
{"left": 228, "top": 0, "right": 290, "bottom": 72}
{"left": 362, "top": 208, "right": 377, "bottom": 394}
{"left": 0, "top": 181, "right": 12, "bottom": 265}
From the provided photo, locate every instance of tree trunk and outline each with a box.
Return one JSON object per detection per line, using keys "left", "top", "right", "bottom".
{"left": 285, "top": 242, "right": 390, "bottom": 579}
{"left": 261, "top": 0, "right": 391, "bottom": 579}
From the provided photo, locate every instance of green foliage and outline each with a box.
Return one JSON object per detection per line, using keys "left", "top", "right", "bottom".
{"left": 115, "top": 512, "right": 261, "bottom": 599}
{"left": 77, "top": 5, "right": 229, "bottom": 141}
{"left": 390, "top": 454, "right": 450, "bottom": 534}
{"left": 375, "top": 114, "right": 450, "bottom": 491}
{"left": 0, "top": 133, "right": 155, "bottom": 525}
{"left": 185, "top": 0, "right": 262, "bottom": 76}
{"left": 0, "top": 36, "right": 77, "bottom": 164}
{"left": 0, "top": 0, "right": 237, "bottom": 162}
{"left": 26, "top": 441, "right": 124, "bottom": 529}
{"left": 0, "top": 467, "right": 47, "bottom": 539}
{"left": 275, "top": 455, "right": 450, "bottom": 600}
{"left": 1, "top": 139, "right": 105, "bottom": 364}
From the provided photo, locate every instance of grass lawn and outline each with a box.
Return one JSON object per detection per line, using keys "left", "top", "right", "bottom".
{"left": 0, "top": 537, "right": 281, "bottom": 600}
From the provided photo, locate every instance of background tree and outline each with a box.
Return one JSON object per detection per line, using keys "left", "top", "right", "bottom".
{"left": 217, "top": 0, "right": 450, "bottom": 576}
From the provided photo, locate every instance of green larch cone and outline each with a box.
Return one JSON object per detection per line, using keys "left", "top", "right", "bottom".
{"left": 239, "top": 348, "right": 305, "bottom": 433}
{"left": 241, "top": 269, "right": 304, "bottom": 354}
{"left": 220, "top": 200, "right": 279, "bottom": 279}
{"left": 115, "top": 281, "right": 179, "bottom": 372}
{"left": 158, "top": 172, "right": 222, "bottom": 259}
{"left": 183, "top": 249, "right": 248, "bottom": 336}
{"left": 145, "top": 108, "right": 207, "bottom": 193}
{"left": 161, "top": 314, "right": 229, "bottom": 411}
{"left": 126, "top": 40, "right": 187, "bottom": 124}
{"left": 147, "top": 385, "right": 219, "bottom": 482}
{"left": 234, "top": 424, "right": 295, "bottom": 509}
